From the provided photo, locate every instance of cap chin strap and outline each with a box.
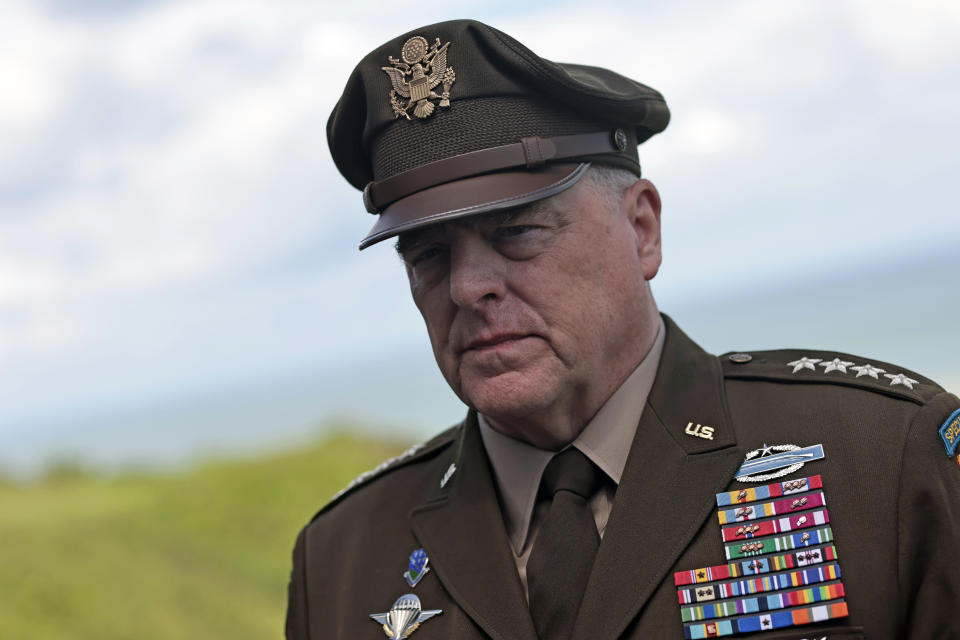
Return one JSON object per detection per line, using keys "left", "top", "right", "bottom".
{"left": 363, "top": 129, "right": 627, "bottom": 214}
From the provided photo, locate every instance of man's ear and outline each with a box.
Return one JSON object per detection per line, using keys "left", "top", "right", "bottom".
{"left": 623, "top": 178, "right": 662, "bottom": 281}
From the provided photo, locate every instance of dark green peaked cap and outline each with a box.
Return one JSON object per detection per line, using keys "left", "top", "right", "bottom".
{"left": 327, "top": 19, "right": 670, "bottom": 249}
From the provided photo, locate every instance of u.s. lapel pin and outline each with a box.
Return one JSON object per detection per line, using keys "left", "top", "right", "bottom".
{"left": 685, "top": 421, "right": 715, "bottom": 440}
{"left": 403, "top": 548, "right": 430, "bottom": 588}
{"left": 370, "top": 593, "right": 442, "bottom": 639}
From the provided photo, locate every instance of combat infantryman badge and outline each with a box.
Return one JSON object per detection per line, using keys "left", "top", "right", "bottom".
{"left": 370, "top": 593, "right": 442, "bottom": 639}
{"left": 381, "top": 36, "right": 456, "bottom": 120}
{"left": 735, "top": 444, "right": 825, "bottom": 483}
{"left": 403, "top": 548, "right": 430, "bottom": 588}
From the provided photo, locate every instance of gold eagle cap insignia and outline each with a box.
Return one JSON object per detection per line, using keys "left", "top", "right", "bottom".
{"left": 381, "top": 35, "right": 456, "bottom": 120}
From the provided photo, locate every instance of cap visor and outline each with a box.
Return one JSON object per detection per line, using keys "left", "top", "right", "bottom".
{"left": 358, "top": 163, "right": 589, "bottom": 249}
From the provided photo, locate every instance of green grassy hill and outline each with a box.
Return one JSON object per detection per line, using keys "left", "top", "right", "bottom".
{"left": 0, "top": 429, "right": 410, "bottom": 639}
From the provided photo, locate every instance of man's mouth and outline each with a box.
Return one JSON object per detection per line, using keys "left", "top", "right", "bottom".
{"left": 463, "top": 333, "right": 531, "bottom": 352}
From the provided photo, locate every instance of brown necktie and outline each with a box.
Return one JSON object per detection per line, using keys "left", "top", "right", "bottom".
{"left": 527, "top": 448, "right": 602, "bottom": 640}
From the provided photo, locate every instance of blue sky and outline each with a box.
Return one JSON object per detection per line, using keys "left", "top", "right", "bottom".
{"left": 1, "top": 1, "right": 958, "bottom": 471}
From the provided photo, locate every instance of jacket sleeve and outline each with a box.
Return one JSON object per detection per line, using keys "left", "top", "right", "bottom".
{"left": 285, "top": 527, "right": 310, "bottom": 640}
{"left": 897, "top": 391, "right": 960, "bottom": 638}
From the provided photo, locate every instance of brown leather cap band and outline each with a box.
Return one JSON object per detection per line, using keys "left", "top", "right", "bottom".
{"left": 362, "top": 130, "right": 623, "bottom": 213}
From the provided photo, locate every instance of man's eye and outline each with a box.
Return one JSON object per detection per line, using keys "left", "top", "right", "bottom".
{"left": 496, "top": 224, "right": 535, "bottom": 238}
{"left": 408, "top": 246, "right": 445, "bottom": 266}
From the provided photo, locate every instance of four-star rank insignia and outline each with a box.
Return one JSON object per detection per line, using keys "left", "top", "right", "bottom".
{"left": 381, "top": 35, "right": 456, "bottom": 120}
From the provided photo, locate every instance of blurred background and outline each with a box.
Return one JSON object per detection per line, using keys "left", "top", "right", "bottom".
{"left": 1, "top": 0, "right": 958, "bottom": 637}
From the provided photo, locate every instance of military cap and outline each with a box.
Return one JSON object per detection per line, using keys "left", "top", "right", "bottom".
{"left": 327, "top": 19, "right": 670, "bottom": 249}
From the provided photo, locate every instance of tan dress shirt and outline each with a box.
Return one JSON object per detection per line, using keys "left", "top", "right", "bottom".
{"left": 478, "top": 318, "right": 665, "bottom": 600}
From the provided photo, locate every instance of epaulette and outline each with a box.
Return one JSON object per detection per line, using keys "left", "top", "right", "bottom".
{"left": 310, "top": 424, "right": 460, "bottom": 521}
{"left": 719, "top": 348, "right": 946, "bottom": 405}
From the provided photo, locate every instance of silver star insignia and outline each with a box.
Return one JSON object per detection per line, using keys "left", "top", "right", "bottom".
{"left": 787, "top": 357, "right": 821, "bottom": 373}
{"left": 819, "top": 358, "right": 854, "bottom": 374}
{"left": 850, "top": 363, "right": 886, "bottom": 379}
{"left": 884, "top": 373, "right": 919, "bottom": 390}
{"left": 758, "top": 443, "right": 774, "bottom": 457}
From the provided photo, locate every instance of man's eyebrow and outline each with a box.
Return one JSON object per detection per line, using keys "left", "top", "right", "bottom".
{"left": 395, "top": 228, "right": 435, "bottom": 256}
{"left": 479, "top": 201, "right": 563, "bottom": 226}
{"left": 480, "top": 207, "right": 527, "bottom": 226}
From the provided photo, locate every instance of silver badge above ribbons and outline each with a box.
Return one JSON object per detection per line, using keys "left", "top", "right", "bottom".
{"left": 735, "top": 443, "right": 825, "bottom": 482}
{"left": 370, "top": 593, "right": 442, "bottom": 639}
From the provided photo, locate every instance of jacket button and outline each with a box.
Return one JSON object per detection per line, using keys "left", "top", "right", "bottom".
{"left": 729, "top": 353, "right": 752, "bottom": 363}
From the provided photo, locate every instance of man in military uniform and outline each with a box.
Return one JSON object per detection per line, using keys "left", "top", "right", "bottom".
{"left": 286, "top": 19, "right": 960, "bottom": 640}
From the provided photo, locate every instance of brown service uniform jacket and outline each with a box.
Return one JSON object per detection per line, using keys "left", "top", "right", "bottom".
{"left": 286, "top": 317, "right": 960, "bottom": 640}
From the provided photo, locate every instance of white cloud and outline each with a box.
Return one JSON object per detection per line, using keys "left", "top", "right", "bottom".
{"left": 846, "top": 0, "right": 960, "bottom": 71}
{"left": 667, "top": 106, "right": 747, "bottom": 156}
{"left": 104, "top": 3, "right": 282, "bottom": 90}
{"left": 0, "top": 2, "right": 347, "bottom": 317}
{"left": 0, "top": 5, "right": 64, "bottom": 121}
{"left": 0, "top": 54, "right": 60, "bottom": 128}
{"left": 0, "top": 260, "right": 65, "bottom": 306}
{"left": 0, "top": 3, "right": 80, "bottom": 158}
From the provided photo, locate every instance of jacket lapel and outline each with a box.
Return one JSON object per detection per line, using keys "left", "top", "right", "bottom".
{"left": 410, "top": 413, "right": 538, "bottom": 640}
{"left": 572, "top": 317, "right": 744, "bottom": 640}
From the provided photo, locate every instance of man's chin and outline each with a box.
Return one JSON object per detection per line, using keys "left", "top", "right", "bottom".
{"left": 460, "top": 369, "right": 556, "bottom": 421}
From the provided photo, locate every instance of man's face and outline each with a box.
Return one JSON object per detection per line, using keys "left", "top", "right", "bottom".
{"left": 397, "top": 175, "right": 662, "bottom": 448}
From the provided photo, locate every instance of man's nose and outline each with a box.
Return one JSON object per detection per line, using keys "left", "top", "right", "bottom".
{"left": 448, "top": 235, "right": 506, "bottom": 309}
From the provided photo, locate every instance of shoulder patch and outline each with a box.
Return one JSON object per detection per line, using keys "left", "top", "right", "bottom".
{"left": 313, "top": 425, "right": 459, "bottom": 519}
{"left": 721, "top": 349, "right": 945, "bottom": 404}
{"left": 940, "top": 408, "right": 960, "bottom": 457}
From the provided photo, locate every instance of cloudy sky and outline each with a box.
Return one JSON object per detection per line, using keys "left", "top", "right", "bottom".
{"left": 2, "top": 1, "right": 958, "bottom": 471}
